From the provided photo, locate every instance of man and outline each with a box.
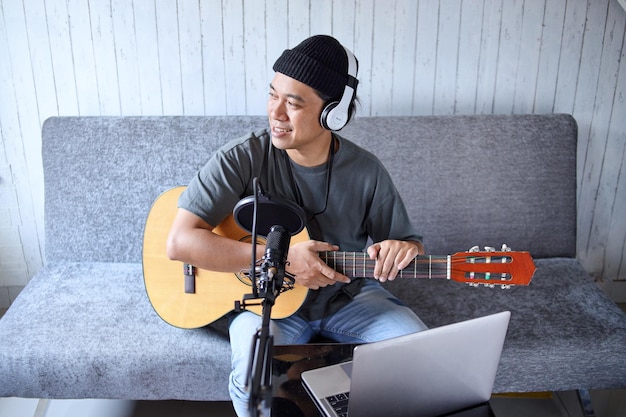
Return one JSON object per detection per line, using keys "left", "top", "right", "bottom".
{"left": 166, "top": 35, "right": 428, "bottom": 416}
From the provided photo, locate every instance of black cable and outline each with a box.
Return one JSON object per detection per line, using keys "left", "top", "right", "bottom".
{"left": 250, "top": 177, "right": 260, "bottom": 297}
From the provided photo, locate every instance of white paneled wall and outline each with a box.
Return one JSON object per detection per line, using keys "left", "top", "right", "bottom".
{"left": 1, "top": 0, "right": 625, "bottom": 307}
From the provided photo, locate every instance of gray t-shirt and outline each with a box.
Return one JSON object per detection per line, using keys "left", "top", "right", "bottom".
{"left": 179, "top": 128, "right": 422, "bottom": 320}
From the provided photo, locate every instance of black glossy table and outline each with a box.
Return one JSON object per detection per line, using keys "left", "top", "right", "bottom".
{"left": 270, "top": 343, "right": 495, "bottom": 417}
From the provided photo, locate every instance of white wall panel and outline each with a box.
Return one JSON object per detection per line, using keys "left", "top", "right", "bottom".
{"left": 513, "top": 2, "right": 543, "bottom": 114}
{"left": 435, "top": 1, "right": 461, "bottom": 115}
{"left": 603, "top": 38, "right": 626, "bottom": 281}
{"left": 23, "top": 0, "right": 58, "bottom": 122}
{"left": 111, "top": 0, "right": 142, "bottom": 114}
{"left": 201, "top": 0, "right": 227, "bottom": 115}
{"left": 134, "top": 0, "right": 162, "bottom": 115}
{"left": 392, "top": 0, "right": 418, "bottom": 116}
{"left": 288, "top": 0, "right": 310, "bottom": 45}
{"left": 1, "top": 0, "right": 44, "bottom": 290}
{"left": 179, "top": 0, "right": 204, "bottom": 115}
{"left": 533, "top": 0, "right": 565, "bottom": 114}
{"left": 45, "top": 0, "right": 80, "bottom": 114}
{"left": 155, "top": 0, "right": 183, "bottom": 115}
{"left": 369, "top": 1, "right": 395, "bottom": 116}
{"left": 90, "top": 0, "right": 122, "bottom": 115}
{"left": 310, "top": 0, "right": 332, "bottom": 36}
{"left": 493, "top": 0, "right": 522, "bottom": 114}
{"left": 68, "top": 0, "right": 100, "bottom": 115}
{"left": 222, "top": 0, "right": 246, "bottom": 115}
{"left": 331, "top": 0, "right": 357, "bottom": 48}
{"left": 456, "top": 0, "right": 484, "bottom": 115}
{"left": 353, "top": 0, "right": 375, "bottom": 117}
{"left": 243, "top": 0, "right": 269, "bottom": 115}
{"left": 264, "top": 0, "right": 289, "bottom": 79}
{"left": 413, "top": 0, "right": 439, "bottom": 115}
{"left": 578, "top": 0, "right": 626, "bottom": 279}
{"left": 475, "top": 0, "right": 502, "bottom": 114}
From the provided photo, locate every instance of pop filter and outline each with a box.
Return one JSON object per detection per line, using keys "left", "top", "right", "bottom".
{"left": 233, "top": 193, "right": 306, "bottom": 237}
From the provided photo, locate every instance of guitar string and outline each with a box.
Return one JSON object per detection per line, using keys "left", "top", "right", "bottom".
{"left": 317, "top": 252, "right": 517, "bottom": 280}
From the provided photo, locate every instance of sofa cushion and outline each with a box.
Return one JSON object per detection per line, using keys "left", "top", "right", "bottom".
{"left": 1, "top": 258, "right": 624, "bottom": 399}
{"left": 384, "top": 257, "right": 626, "bottom": 392}
{"left": 42, "top": 114, "right": 577, "bottom": 264}
{"left": 343, "top": 114, "right": 578, "bottom": 258}
{"left": 0, "top": 262, "right": 231, "bottom": 400}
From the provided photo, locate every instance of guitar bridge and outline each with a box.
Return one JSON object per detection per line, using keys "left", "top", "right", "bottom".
{"left": 183, "top": 263, "right": 196, "bottom": 294}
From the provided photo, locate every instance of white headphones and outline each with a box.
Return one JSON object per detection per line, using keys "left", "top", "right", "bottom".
{"left": 320, "top": 46, "right": 359, "bottom": 131}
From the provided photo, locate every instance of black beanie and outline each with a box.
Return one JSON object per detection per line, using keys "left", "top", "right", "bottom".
{"left": 272, "top": 35, "right": 354, "bottom": 100}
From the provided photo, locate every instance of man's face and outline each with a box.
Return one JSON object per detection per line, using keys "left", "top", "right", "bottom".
{"left": 267, "top": 72, "right": 330, "bottom": 161}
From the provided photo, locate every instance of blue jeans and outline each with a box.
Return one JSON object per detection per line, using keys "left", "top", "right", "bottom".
{"left": 228, "top": 279, "right": 428, "bottom": 417}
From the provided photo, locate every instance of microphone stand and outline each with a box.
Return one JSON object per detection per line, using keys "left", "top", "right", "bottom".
{"left": 246, "top": 264, "right": 282, "bottom": 417}
{"left": 249, "top": 178, "right": 260, "bottom": 299}
{"left": 244, "top": 179, "right": 290, "bottom": 417}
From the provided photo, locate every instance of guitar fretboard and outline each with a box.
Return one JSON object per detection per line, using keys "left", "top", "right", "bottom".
{"left": 318, "top": 251, "right": 451, "bottom": 280}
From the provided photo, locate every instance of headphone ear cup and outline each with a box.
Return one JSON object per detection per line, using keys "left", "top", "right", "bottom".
{"left": 320, "top": 101, "right": 339, "bottom": 130}
{"left": 320, "top": 45, "right": 358, "bottom": 131}
{"left": 321, "top": 99, "right": 352, "bottom": 131}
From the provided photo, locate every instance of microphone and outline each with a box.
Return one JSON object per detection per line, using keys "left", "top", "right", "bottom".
{"left": 259, "top": 225, "right": 291, "bottom": 295}
{"left": 234, "top": 178, "right": 301, "bottom": 302}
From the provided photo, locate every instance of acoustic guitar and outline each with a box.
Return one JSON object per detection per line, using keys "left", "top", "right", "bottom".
{"left": 143, "top": 187, "right": 535, "bottom": 329}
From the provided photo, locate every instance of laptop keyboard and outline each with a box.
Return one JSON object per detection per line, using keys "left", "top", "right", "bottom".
{"left": 326, "top": 392, "right": 349, "bottom": 417}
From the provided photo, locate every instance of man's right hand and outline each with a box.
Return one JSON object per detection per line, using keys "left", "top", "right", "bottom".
{"left": 286, "top": 240, "right": 351, "bottom": 290}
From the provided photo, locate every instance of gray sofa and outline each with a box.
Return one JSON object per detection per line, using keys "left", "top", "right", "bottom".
{"left": 1, "top": 114, "right": 625, "bottom": 401}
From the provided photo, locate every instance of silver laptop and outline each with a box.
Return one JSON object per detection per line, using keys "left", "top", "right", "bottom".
{"left": 301, "top": 311, "right": 510, "bottom": 417}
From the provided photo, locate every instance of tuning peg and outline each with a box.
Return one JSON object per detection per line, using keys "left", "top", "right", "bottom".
{"left": 468, "top": 246, "right": 480, "bottom": 253}
{"left": 467, "top": 282, "right": 513, "bottom": 289}
{"left": 501, "top": 244, "right": 511, "bottom": 252}
{"left": 484, "top": 246, "right": 496, "bottom": 252}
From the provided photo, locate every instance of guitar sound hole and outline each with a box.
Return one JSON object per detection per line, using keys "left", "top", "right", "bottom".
{"left": 235, "top": 271, "right": 254, "bottom": 286}
{"left": 235, "top": 235, "right": 265, "bottom": 286}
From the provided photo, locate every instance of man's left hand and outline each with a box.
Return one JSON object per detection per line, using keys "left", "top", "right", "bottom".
{"left": 367, "top": 240, "right": 423, "bottom": 282}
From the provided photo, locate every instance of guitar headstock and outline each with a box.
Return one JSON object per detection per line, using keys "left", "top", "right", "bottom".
{"left": 450, "top": 245, "right": 535, "bottom": 289}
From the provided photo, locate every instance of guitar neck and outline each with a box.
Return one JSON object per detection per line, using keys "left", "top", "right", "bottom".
{"left": 319, "top": 251, "right": 450, "bottom": 280}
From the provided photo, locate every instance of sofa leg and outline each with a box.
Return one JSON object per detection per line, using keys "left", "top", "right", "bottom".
{"left": 577, "top": 389, "right": 596, "bottom": 417}
{"left": 35, "top": 398, "right": 50, "bottom": 417}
